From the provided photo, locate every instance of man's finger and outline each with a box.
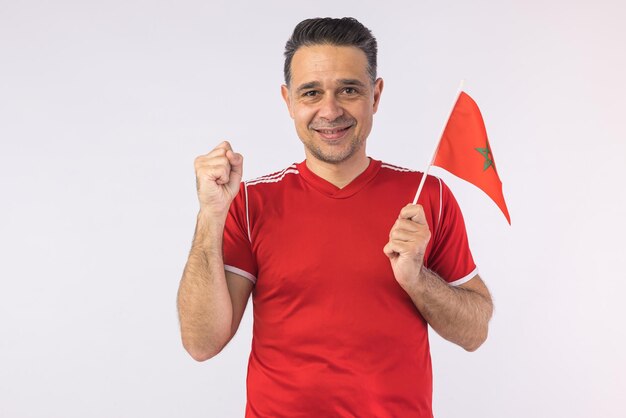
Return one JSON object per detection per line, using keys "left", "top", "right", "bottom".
{"left": 214, "top": 140, "right": 233, "bottom": 152}
{"left": 389, "top": 228, "right": 421, "bottom": 242}
{"left": 226, "top": 150, "right": 243, "bottom": 172}
{"left": 392, "top": 218, "right": 422, "bottom": 233}
{"left": 383, "top": 241, "right": 398, "bottom": 258}
{"left": 399, "top": 204, "right": 428, "bottom": 225}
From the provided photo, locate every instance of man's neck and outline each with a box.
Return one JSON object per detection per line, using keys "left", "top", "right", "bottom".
{"left": 304, "top": 154, "right": 371, "bottom": 189}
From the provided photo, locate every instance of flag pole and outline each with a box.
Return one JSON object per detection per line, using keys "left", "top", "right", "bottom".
{"left": 412, "top": 79, "right": 466, "bottom": 205}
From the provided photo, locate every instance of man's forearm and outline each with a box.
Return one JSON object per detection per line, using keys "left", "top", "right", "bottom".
{"left": 177, "top": 211, "right": 233, "bottom": 361}
{"left": 405, "top": 269, "right": 493, "bottom": 351}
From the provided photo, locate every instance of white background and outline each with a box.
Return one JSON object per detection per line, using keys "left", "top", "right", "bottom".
{"left": 1, "top": 0, "right": 625, "bottom": 417}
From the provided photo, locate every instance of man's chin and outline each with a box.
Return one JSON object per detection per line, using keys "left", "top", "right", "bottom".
{"left": 305, "top": 143, "right": 362, "bottom": 165}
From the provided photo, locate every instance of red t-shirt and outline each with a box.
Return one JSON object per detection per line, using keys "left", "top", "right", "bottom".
{"left": 223, "top": 158, "right": 477, "bottom": 418}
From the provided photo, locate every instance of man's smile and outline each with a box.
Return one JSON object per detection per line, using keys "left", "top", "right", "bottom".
{"left": 313, "top": 125, "right": 353, "bottom": 140}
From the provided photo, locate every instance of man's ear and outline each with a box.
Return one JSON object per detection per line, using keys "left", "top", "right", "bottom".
{"left": 372, "top": 78, "right": 384, "bottom": 114}
{"left": 281, "top": 84, "right": 294, "bottom": 119}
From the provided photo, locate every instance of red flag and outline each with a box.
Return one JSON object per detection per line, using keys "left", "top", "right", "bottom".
{"left": 432, "top": 92, "right": 511, "bottom": 224}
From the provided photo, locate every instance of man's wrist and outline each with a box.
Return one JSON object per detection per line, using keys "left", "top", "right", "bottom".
{"left": 195, "top": 209, "right": 228, "bottom": 249}
{"left": 197, "top": 206, "right": 228, "bottom": 224}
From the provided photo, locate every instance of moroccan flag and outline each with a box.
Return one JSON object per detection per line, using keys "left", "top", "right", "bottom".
{"left": 432, "top": 92, "right": 511, "bottom": 224}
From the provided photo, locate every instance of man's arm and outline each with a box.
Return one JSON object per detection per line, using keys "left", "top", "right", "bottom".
{"left": 384, "top": 204, "right": 493, "bottom": 352}
{"left": 403, "top": 272, "right": 492, "bottom": 351}
{"left": 177, "top": 141, "right": 253, "bottom": 361}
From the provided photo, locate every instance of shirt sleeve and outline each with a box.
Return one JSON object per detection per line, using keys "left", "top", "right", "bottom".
{"left": 223, "top": 183, "right": 258, "bottom": 284}
{"left": 426, "top": 179, "right": 478, "bottom": 286}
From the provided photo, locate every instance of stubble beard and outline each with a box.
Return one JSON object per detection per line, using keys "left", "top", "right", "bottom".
{"left": 303, "top": 134, "right": 364, "bottom": 165}
{"left": 303, "top": 117, "right": 364, "bottom": 164}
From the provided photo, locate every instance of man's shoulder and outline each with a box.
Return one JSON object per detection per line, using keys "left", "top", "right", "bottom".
{"left": 378, "top": 161, "right": 417, "bottom": 174}
{"left": 377, "top": 160, "right": 436, "bottom": 182}
{"left": 375, "top": 159, "right": 444, "bottom": 196}
{"left": 244, "top": 163, "right": 301, "bottom": 189}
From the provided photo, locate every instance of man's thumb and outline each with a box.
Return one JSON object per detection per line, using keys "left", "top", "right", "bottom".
{"left": 227, "top": 151, "right": 243, "bottom": 190}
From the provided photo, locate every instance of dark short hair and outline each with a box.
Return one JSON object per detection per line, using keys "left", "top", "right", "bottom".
{"left": 283, "top": 17, "right": 378, "bottom": 86}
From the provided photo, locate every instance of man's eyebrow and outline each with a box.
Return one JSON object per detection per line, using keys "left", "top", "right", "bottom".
{"left": 295, "top": 79, "right": 367, "bottom": 93}
{"left": 338, "top": 79, "right": 366, "bottom": 87}
{"left": 295, "top": 81, "right": 321, "bottom": 93}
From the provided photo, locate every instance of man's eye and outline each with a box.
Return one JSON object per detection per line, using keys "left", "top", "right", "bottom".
{"left": 343, "top": 87, "right": 357, "bottom": 94}
{"left": 303, "top": 91, "right": 318, "bottom": 97}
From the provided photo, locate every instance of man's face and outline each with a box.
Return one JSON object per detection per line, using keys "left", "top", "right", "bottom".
{"left": 281, "top": 44, "right": 383, "bottom": 166}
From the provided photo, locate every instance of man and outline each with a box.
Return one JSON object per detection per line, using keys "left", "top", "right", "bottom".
{"left": 177, "top": 17, "right": 493, "bottom": 417}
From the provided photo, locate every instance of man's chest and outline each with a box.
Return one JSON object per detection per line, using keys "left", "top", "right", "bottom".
{"left": 247, "top": 190, "right": 435, "bottom": 305}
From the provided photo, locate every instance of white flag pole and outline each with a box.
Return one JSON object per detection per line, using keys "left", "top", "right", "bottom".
{"left": 412, "top": 80, "right": 466, "bottom": 205}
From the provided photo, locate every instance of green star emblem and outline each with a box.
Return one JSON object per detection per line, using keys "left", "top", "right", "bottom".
{"left": 475, "top": 143, "right": 494, "bottom": 171}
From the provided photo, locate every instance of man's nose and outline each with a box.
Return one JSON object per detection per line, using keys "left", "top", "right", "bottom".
{"left": 317, "top": 94, "right": 344, "bottom": 121}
